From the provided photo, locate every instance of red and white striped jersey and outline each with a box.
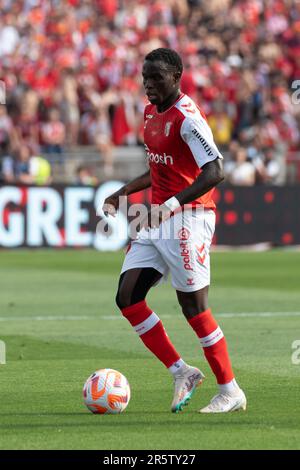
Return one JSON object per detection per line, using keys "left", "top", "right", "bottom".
{"left": 144, "top": 93, "right": 223, "bottom": 208}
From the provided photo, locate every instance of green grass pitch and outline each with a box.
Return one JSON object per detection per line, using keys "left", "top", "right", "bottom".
{"left": 0, "top": 249, "right": 299, "bottom": 450}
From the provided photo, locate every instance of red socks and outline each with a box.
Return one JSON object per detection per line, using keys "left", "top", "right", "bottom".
{"left": 121, "top": 301, "right": 234, "bottom": 384}
{"left": 121, "top": 300, "right": 180, "bottom": 368}
{"left": 188, "top": 309, "right": 234, "bottom": 384}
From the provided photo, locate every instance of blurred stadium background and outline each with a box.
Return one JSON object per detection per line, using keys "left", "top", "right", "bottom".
{"left": 1, "top": 0, "right": 300, "bottom": 248}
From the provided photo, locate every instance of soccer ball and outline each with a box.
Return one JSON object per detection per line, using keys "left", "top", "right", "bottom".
{"left": 83, "top": 368, "right": 130, "bottom": 414}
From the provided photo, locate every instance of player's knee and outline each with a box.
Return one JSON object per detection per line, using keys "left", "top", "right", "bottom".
{"left": 181, "top": 305, "right": 202, "bottom": 319}
{"left": 178, "top": 298, "right": 208, "bottom": 319}
{"left": 116, "top": 286, "right": 146, "bottom": 310}
{"left": 115, "top": 286, "right": 132, "bottom": 310}
{"left": 177, "top": 287, "right": 209, "bottom": 319}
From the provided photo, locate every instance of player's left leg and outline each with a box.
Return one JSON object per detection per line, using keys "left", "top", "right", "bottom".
{"left": 176, "top": 288, "right": 246, "bottom": 413}
{"left": 161, "top": 207, "right": 246, "bottom": 413}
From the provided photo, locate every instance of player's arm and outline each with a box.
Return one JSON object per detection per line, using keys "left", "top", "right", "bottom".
{"left": 163, "top": 115, "right": 224, "bottom": 211}
{"left": 175, "top": 158, "right": 224, "bottom": 206}
{"left": 102, "top": 170, "right": 151, "bottom": 216}
{"left": 141, "top": 159, "right": 223, "bottom": 229}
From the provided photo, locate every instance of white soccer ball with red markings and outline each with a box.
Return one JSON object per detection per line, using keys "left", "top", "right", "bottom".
{"left": 83, "top": 368, "right": 130, "bottom": 414}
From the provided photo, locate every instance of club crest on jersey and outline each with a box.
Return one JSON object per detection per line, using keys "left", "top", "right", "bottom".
{"left": 164, "top": 122, "right": 172, "bottom": 137}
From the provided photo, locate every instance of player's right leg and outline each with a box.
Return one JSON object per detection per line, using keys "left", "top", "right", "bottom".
{"left": 177, "top": 289, "right": 247, "bottom": 413}
{"left": 116, "top": 239, "right": 202, "bottom": 412}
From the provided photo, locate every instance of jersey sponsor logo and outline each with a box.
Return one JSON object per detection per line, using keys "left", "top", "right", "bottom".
{"left": 178, "top": 227, "right": 193, "bottom": 272}
{"left": 178, "top": 227, "right": 190, "bottom": 241}
{"left": 180, "top": 240, "right": 193, "bottom": 271}
{"left": 164, "top": 122, "right": 172, "bottom": 136}
{"left": 146, "top": 150, "right": 174, "bottom": 165}
{"left": 191, "top": 129, "right": 214, "bottom": 157}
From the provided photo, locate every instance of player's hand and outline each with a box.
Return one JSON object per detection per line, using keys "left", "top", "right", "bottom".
{"left": 140, "top": 203, "right": 172, "bottom": 230}
{"left": 102, "top": 193, "right": 120, "bottom": 217}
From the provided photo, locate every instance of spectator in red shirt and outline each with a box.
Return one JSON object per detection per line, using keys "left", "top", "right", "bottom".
{"left": 0, "top": 0, "right": 298, "bottom": 184}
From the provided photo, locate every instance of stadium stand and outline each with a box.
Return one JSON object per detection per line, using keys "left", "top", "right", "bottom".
{"left": 0, "top": 0, "right": 300, "bottom": 183}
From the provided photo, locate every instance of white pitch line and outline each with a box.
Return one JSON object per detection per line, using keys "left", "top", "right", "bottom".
{"left": 0, "top": 315, "right": 91, "bottom": 322}
{"left": 217, "top": 312, "right": 300, "bottom": 318}
{"left": 0, "top": 312, "right": 300, "bottom": 322}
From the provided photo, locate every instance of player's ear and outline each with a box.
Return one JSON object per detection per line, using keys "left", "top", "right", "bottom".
{"left": 173, "top": 71, "right": 181, "bottom": 84}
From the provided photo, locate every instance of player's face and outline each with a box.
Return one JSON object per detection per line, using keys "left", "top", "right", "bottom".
{"left": 142, "top": 60, "right": 180, "bottom": 106}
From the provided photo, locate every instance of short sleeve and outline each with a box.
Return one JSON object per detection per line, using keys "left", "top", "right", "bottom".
{"left": 180, "top": 115, "right": 223, "bottom": 168}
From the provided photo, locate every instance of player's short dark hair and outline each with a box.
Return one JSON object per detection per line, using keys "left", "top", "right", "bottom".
{"left": 145, "top": 48, "right": 183, "bottom": 77}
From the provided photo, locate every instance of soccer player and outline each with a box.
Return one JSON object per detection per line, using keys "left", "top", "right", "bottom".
{"left": 103, "top": 48, "right": 246, "bottom": 413}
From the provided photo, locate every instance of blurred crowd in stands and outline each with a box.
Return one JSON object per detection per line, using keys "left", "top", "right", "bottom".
{"left": 1, "top": 0, "right": 300, "bottom": 185}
